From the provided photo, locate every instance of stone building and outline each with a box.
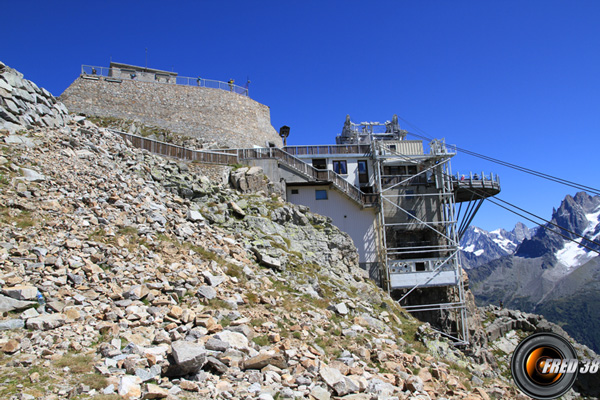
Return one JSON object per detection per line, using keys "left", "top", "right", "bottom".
{"left": 59, "top": 63, "right": 282, "bottom": 149}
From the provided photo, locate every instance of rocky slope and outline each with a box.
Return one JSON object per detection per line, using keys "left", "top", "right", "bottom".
{"left": 481, "top": 306, "right": 600, "bottom": 398}
{"left": 0, "top": 61, "right": 535, "bottom": 400}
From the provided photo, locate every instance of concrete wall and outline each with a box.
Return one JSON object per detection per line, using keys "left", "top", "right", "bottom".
{"left": 59, "top": 77, "right": 282, "bottom": 149}
{"left": 286, "top": 184, "right": 379, "bottom": 263}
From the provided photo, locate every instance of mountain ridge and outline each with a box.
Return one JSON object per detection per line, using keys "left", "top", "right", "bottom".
{"left": 464, "top": 191, "right": 600, "bottom": 352}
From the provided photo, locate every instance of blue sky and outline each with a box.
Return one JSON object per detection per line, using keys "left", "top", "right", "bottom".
{"left": 2, "top": 1, "right": 599, "bottom": 232}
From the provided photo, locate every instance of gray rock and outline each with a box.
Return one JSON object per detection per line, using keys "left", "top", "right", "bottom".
{"left": 471, "top": 375, "right": 485, "bottom": 386}
{"left": 334, "top": 302, "right": 349, "bottom": 315}
{"left": 5, "top": 135, "right": 36, "bottom": 148}
{"left": 134, "top": 364, "right": 161, "bottom": 382}
{"left": 187, "top": 209, "right": 205, "bottom": 222}
{"left": 333, "top": 376, "right": 360, "bottom": 396}
{"left": 404, "top": 375, "right": 424, "bottom": 392}
{"left": 310, "top": 386, "right": 331, "bottom": 400}
{"left": 20, "top": 167, "right": 46, "bottom": 182}
{"left": 4, "top": 98, "right": 20, "bottom": 115}
{"left": 205, "top": 338, "right": 230, "bottom": 352}
{"left": 320, "top": 366, "right": 344, "bottom": 388}
{"left": 0, "top": 319, "right": 24, "bottom": 330}
{"left": 26, "top": 313, "right": 66, "bottom": 330}
{"left": 20, "top": 308, "right": 40, "bottom": 319}
{"left": 0, "top": 294, "right": 35, "bottom": 313}
{"left": 253, "top": 249, "right": 282, "bottom": 270}
{"left": 205, "top": 356, "right": 228, "bottom": 374}
{"left": 367, "top": 378, "right": 395, "bottom": 396}
{"left": 214, "top": 330, "right": 249, "bottom": 350}
{"left": 203, "top": 271, "right": 226, "bottom": 287}
{"left": 197, "top": 286, "right": 216, "bottom": 300}
{"left": 2, "top": 285, "right": 38, "bottom": 300}
{"left": 166, "top": 340, "right": 207, "bottom": 377}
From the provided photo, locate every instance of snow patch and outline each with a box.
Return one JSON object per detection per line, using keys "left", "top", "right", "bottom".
{"left": 490, "top": 230, "right": 516, "bottom": 253}
{"left": 556, "top": 241, "right": 595, "bottom": 271}
{"left": 462, "top": 244, "right": 476, "bottom": 253}
{"left": 555, "top": 206, "right": 600, "bottom": 270}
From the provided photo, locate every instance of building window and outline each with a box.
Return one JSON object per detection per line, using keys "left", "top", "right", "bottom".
{"left": 333, "top": 160, "right": 348, "bottom": 175}
{"left": 312, "top": 158, "right": 327, "bottom": 170}
{"left": 358, "top": 160, "right": 369, "bottom": 184}
{"left": 291, "top": 189, "right": 299, "bottom": 194}
{"left": 315, "top": 190, "right": 328, "bottom": 200}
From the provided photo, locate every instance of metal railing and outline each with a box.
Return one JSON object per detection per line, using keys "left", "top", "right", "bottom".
{"left": 283, "top": 144, "right": 372, "bottom": 156}
{"left": 111, "top": 130, "right": 239, "bottom": 165}
{"left": 238, "top": 148, "right": 377, "bottom": 206}
{"left": 81, "top": 65, "right": 250, "bottom": 96}
{"left": 453, "top": 172, "right": 500, "bottom": 187}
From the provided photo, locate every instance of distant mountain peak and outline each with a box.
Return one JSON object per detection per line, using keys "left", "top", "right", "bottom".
{"left": 516, "top": 192, "right": 600, "bottom": 260}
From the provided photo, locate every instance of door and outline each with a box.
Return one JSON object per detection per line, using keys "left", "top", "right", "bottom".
{"left": 358, "top": 160, "right": 369, "bottom": 184}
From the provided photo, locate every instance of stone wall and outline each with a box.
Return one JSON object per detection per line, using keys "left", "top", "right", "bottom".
{"left": 59, "top": 76, "right": 282, "bottom": 149}
{"left": 0, "top": 61, "right": 70, "bottom": 133}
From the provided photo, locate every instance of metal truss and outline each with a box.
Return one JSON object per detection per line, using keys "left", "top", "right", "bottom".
{"left": 373, "top": 139, "right": 469, "bottom": 345}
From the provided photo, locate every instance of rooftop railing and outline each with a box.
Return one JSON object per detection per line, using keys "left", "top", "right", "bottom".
{"left": 283, "top": 144, "right": 372, "bottom": 156}
{"left": 81, "top": 65, "right": 250, "bottom": 96}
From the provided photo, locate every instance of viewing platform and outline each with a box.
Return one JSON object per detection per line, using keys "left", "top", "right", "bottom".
{"left": 453, "top": 172, "right": 501, "bottom": 202}
{"left": 80, "top": 64, "right": 250, "bottom": 96}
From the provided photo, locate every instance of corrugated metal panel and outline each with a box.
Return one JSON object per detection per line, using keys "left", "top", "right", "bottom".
{"left": 397, "top": 141, "right": 424, "bottom": 155}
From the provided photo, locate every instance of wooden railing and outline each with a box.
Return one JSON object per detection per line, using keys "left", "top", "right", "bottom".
{"left": 110, "top": 130, "right": 377, "bottom": 207}
{"left": 111, "top": 130, "right": 239, "bottom": 165}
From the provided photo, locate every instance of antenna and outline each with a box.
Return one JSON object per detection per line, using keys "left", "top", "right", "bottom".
{"left": 145, "top": 48, "right": 148, "bottom": 68}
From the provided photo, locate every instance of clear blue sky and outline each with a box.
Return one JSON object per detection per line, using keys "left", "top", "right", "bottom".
{"left": 2, "top": 1, "right": 599, "bottom": 232}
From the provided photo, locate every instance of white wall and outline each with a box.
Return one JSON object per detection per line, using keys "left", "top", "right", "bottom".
{"left": 286, "top": 185, "right": 378, "bottom": 263}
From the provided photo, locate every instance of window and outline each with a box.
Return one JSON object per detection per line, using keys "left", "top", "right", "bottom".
{"left": 315, "top": 190, "right": 328, "bottom": 200}
{"left": 312, "top": 158, "right": 327, "bottom": 170}
{"left": 291, "top": 189, "right": 299, "bottom": 194}
{"left": 358, "top": 160, "right": 369, "bottom": 184}
{"left": 333, "top": 160, "right": 347, "bottom": 175}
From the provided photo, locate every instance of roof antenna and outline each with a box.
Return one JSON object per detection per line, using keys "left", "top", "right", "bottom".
{"left": 145, "top": 48, "right": 148, "bottom": 69}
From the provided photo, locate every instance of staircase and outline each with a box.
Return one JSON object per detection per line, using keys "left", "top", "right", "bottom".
{"left": 112, "top": 130, "right": 377, "bottom": 208}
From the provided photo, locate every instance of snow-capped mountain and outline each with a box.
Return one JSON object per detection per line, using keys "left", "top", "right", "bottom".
{"left": 516, "top": 191, "right": 600, "bottom": 268}
{"left": 466, "top": 191, "right": 600, "bottom": 352}
{"left": 459, "top": 222, "right": 534, "bottom": 270}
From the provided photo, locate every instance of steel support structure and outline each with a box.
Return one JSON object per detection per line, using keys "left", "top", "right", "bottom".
{"left": 373, "top": 140, "right": 469, "bottom": 346}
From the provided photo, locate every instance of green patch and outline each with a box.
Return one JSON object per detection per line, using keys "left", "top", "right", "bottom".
{"left": 0, "top": 173, "right": 10, "bottom": 186}
{"left": 0, "top": 208, "right": 37, "bottom": 229}
{"left": 78, "top": 373, "right": 109, "bottom": 390}
{"left": 54, "top": 353, "right": 94, "bottom": 374}
{"left": 228, "top": 163, "right": 245, "bottom": 170}
{"left": 250, "top": 318, "right": 265, "bottom": 327}
{"left": 252, "top": 335, "right": 269, "bottom": 347}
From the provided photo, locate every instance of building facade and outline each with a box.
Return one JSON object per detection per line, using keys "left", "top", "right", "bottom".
{"left": 245, "top": 115, "right": 501, "bottom": 344}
